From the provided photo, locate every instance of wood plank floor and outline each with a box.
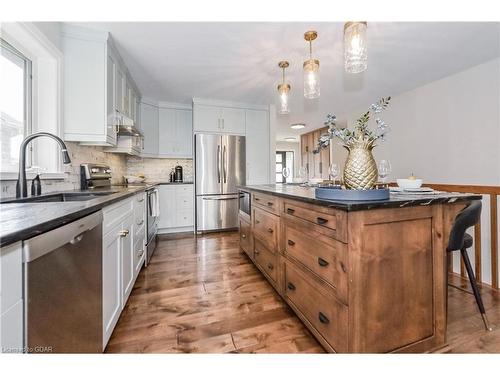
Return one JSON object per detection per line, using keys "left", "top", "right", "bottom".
{"left": 105, "top": 232, "right": 500, "bottom": 353}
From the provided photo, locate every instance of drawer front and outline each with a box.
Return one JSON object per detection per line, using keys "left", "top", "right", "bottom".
{"left": 252, "top": 207, "right": 278, "bottom": 251}
{"left": 284, "top": 260, "right": 348, "bottom": 352}
{"left": 254, "top": 239, "right": 277, "bottom": 283}
{"left": 283, "top": 200, "right": 347, "bottom": 243}
{"left": 239, "top": 217, "right": 253, "bottom": 259}
{"left": 103, "top": 197, "right": 134, "bottom": 234}
{"left": 252, "top": 192, "right": 279, "bottom": 214}
{"left": 134, "top": 202, "right": 146, "bottom": 229}
{"left": 133, "top": 228, "right": 145, "bottom": 275}
{"left": 284, "top": 222, "right": 348, "bottom": 302}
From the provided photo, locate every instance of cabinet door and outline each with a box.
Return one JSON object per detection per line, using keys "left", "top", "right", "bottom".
{"left": 193, "top": 104, "right": 221, "bottom": 132}
{"left": 175, "top": 185, "right": 194, "bottom": 227}
{"left": 102, "top": 222, "right": 122, "bottom": 348}
{"left": 121, "top": 216, "right": 134, "bottom": 307}
{"left": 106, "top": 53, "right": 117, "bottom": 146}
{"left": 158, "top": 107, "right": 177, "bottom": 156}
{"left": 246, "top": 109, "right": 269, "bottom": 184}
{"left": 129, "top": 89, "right": 136, "bottom": 123}
{"left": 176, "top": 109, "right": 193, "bottom": 157}
{"left": 140, "top": 102, "right": 159, "bottom": 156}
{"left": 133, "top": 227, "right": 145, "bottom": 279}
{"left": 115, "top": 67, "right": 124, "bottom": 113}
{"left": 157, "top": 185, "right": 176, "bottom": 229}
{"left": 221, "top": 107, "right": 245, "bottom": 134}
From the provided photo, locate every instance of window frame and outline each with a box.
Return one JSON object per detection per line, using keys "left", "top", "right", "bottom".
{"left": 1, "top": 37, "right": 33, "bottom": 172}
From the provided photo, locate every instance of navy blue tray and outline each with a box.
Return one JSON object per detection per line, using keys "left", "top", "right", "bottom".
{"left": 315, "top": 187, "right": 390, "bottom": 201}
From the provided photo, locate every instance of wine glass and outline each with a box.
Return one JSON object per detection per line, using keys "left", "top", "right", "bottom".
{"left": 298, "top": 166, "right": 308, "bottom": 184}
{"left": 282, "top": 167, "right": 290, "bottom": 183}
{"left": 328, "top": 163, "right": 340, "bottom": 185}
{"left": 378, "top": 159, "right": 392, "bottom": 187}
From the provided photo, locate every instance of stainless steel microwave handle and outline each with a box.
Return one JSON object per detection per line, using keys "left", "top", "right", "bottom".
{"left": 23, "top": 210, "right": 103, "bottom": 263}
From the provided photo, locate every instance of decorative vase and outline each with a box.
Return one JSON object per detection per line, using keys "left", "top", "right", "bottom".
{"left": 343, "top": 138, "right": 378, "bottom": 190}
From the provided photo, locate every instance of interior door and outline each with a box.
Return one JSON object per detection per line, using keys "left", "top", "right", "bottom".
{"left": 221, "top": 135, "right": 246, "bottom": 194}
{"left": 195, "top": 134, "right": 222, "bottom": 195}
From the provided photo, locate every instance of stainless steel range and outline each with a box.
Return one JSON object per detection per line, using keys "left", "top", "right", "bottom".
{"left": 80, "top": 163, "right": 158, "bottom": 266}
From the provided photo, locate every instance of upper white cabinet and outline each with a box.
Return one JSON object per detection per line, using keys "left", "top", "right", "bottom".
{"left": 246, "top": 109, "right": 270, "bottom": 185}
{"left": 62, "top": 24, "right": 141, "bottom": 146}
{"left": 139, "top": 102, "right": 159, "bottom": 157}
{"left": 193, "top": 101, "right": 245, "bottom": 134}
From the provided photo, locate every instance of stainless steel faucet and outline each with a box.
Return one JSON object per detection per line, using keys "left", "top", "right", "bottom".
{"left": 16, "top": 132, "right": 72, "bottom": 198}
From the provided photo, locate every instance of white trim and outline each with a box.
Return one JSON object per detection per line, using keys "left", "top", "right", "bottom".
{"left": 192, "top": 97, "right": 269, "bottom": 111}
{"left": 158, "top": 101, "right": 192, "bottom": 110}
{"left": 0, "top": 172, "right": 66, "bottom": 181}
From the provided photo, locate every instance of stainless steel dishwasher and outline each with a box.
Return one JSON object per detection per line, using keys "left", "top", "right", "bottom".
{"left": 23, "top": 210, "right": 103, "bottom": 353}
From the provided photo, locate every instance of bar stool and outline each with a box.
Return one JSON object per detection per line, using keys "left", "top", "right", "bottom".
{"left": 447, "top": 200, "right": 492, "bottom": 331}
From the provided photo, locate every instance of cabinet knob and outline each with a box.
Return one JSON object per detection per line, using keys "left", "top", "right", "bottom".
{"left": 119, "top": 229, "right": 129, "bottom": 237}
{"left": 267, "top": 228, "right": 274, "bottom": 233}
{"left": 241, "top": 233, "right": 247, "bottom": 239}
{"left": 287, "top": 282, "right": 296, "bottom": 291}
{"left": 287, "top": 239, "right": 295, "bottom": 246}
{"left": 254, "top": 249, "right": 260, "bottom": 255}
{"left": 255, "top": 220, "right": 260, "bottom": 224}
{"left": 137, "top": 220, "right": 144, "bottom": 226}
{"left": 318, "top": 257, "right": 329, "bottom": 267}
{"left": 267, "top": 263, "right": 274, "bottom": 270}
{"left": 318, "top": 312, "right": 330, "bottom": 324}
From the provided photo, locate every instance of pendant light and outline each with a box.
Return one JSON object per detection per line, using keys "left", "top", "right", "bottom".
{"left": 303, "top": 30, "right": 320, "bottom": 99}
{"left": 277, "top": 61, "right": 291, "bottom": 115}
{"left": 344, "top": 22, "right": 368, "bottom": 73}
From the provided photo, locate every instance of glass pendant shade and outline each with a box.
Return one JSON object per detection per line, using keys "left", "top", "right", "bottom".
{"left": 344, "top": 21, "right": 368, "bottom": 74}
{"left": 277, "top": 83, "right": 291, "bottom": 114}
{"left": 303, "top": 59, "right": 320, "bottom": 99}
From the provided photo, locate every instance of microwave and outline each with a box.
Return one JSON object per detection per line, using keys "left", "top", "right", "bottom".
{"left": 238, "top": 190, "right": 251, "bottom": 217}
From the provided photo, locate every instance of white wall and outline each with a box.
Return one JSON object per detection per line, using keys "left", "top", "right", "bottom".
{"left": 333, "top": 58, "right": 500, "bottom": 286}
{"left": 276, "top": 141, "right": 301, "bottom": 179}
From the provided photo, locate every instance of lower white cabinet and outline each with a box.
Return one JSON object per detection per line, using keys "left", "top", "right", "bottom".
{"left": 245, "top": 109, "right": 270, "bottom": 185}
{"left": 0, "top": 241, "right": 23, "bottom": 353}
{"left": 157, "top": 184, "right": 194, "bottom": 233}
{"left": 102, "top": 192, "right": 146, "bottom": 349}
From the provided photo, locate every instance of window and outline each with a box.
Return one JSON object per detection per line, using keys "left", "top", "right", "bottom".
{"left": 0, "top": 38, "right": 32, "bottom": 173}
{"left": 276, "top": 151, "right": 294, "bottom": 183}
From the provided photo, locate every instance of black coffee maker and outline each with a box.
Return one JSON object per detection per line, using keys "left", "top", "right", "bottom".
{"left": 174, "top": 165, "right": 183, "bottom": 182}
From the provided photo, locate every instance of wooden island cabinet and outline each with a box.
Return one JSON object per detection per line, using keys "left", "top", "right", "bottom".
{"left": 238, "top": 185, "right": 480, "bottom": 353}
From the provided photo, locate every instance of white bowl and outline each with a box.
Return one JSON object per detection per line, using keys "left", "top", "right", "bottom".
{"left": 124, "top": 175, "right": 145, "bottom": 184}
{"left": 397, "top": 178, "right": 423, "bottom": 189}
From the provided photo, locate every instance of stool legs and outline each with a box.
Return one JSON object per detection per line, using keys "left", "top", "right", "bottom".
{"left": 460, "top": 248, "right": 492, "bottom": 331}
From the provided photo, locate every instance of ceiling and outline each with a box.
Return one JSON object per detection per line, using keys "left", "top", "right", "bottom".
{"left": 74, "top": 22, "right": 500, "bottom": 141}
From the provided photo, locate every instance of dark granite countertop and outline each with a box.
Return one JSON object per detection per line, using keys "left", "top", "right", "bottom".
{"left": 0, "top": 185, "right": 154, "bottom": 247}
{"left": 239, "top": 184, "right": 481, "bottom": 212}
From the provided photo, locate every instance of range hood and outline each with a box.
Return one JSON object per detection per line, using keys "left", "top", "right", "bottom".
{"left": 115, "top": 111, "right": 143, "bottom": 138}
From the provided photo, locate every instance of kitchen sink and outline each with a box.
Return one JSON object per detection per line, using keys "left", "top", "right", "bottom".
{"left": 1, "top": 191, "right": 117, "bottom": 204}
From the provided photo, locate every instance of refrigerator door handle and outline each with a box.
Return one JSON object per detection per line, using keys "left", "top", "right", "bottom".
{"left": 202, "top": 196, "right": 238, "bottom": 201}
{"left": 223, "top": 145, "right": 227, "bottom": 184}
{"left": 217, "top": 144, "right": 221, "bottom": 183}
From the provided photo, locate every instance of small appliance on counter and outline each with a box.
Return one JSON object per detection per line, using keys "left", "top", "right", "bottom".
{"left": 174, "top": 165, "right": 183, "bottom": 182}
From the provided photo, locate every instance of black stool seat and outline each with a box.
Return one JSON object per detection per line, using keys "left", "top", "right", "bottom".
{"left": 447, "top": 200, "right": 491, "bottom": 331}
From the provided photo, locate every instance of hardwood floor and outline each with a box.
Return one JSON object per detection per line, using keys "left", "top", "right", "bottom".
{"left": 106, "top": 232, "right": 500, "bottom": 353}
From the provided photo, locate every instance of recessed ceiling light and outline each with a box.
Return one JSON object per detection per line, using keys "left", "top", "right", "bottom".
{"left": 290, "top": 123, "right": 305, "bottom": 129}
{"left": 284, "top": 137, "right": 296, "bottom": 142}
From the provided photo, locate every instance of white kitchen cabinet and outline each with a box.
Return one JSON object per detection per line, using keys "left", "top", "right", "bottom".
{"left": 158, "top": 107, "right": 193, "bottom": 158}
{"left": 245, "top": 109, "right": 270, "bottom": 185}
{"left": 62, "top": 24, "right": 141, "bottom": 146}
{"left": 0, "top": 241, "right": 23, "bottom": 353}
{"left": 157, "top": 184, "right": 194, "bottom": 233}
{"left": 139, "top": 102, "right": 159, "bottom": 156}
{"left": 193, "top": 103, "right": 245, "bottom": 134}
{"left": 105, "top": 135, "right": 142, "bottom": 156}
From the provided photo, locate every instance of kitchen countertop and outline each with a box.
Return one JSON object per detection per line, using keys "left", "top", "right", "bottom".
{"left": 240, "top": 184, "right": 481, "bottom": 211}
{"left": 0, "top": 185, "right": 155, "bottom": 247}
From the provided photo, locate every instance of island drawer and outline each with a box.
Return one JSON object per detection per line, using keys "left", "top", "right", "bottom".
{"left": 252, "top": 207, "right": 278, "bottom": 252}
{"left": 284, "top": 221, "right": 348, "bottom": 303}
{"left": 254, "top": 239, "right": 277, "bottom": 283}
{"left": 252, "top": 192, "right": 279, "bottom": 215}
{"left": 284, "top": 259, "right": 348, "bottom": 352}
{"left": 239, "top": 216, "right": 253, "bottom": 259}
{"left": 283, "top": 199, "right": 347, "bottom": 243}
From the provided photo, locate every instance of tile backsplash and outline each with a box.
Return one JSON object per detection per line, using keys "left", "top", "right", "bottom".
{"left": 0, "top": 142, "right": 193, "bottom": 198}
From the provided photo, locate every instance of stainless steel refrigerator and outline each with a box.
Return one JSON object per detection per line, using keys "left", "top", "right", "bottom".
{"left": 195, "top": 133, "right": 245, "bottom": 232}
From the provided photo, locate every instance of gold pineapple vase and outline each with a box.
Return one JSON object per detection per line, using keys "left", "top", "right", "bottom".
{"left": 343, "top": 140, "right": 378, "bottom": 190}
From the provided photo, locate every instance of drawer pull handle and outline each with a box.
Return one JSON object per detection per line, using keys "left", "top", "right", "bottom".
{"left": 255, "top": 197, "right": 260, "bottom": 201}
{"left": 316, "top": 217, "right": 328, "bottom": 225}
{"left": 286, "top": 208, "right": 295, "bottom": 214}
{"left": 287, "top": 282, "right": 296, "bottom": 291}
{"left": 267, "top": 202, "right": 274, "bottom": 206}
{"left": 318, "top": 257, "right": 329, "bottom": 267}
{"left": 241, "top": 233, "right": 247, "bottom": 239}
{"left": 254, "top": 249, "right": 260, "bottom": 255}
{"left": 119, "top": 229, "right": 129, "bottom": 237}
{"left": 287, "top": 239, "right": 295, "bottom": 246}
{"left": 340, "top": 262, "right": 347, "bottom": 273}
{"left": 318, "top": 312, "right": 330, "bottom": 324}
{"left": 138, "top": 198, "right": 144, "bottom": 203}
{"left": 267, "top": 263, "right": 274, "bottom": 270}
{"left": 267, "top": 228, "right": 274, "bottom": 233}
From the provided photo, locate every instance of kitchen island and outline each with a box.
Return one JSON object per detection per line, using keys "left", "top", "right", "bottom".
{"left": 238, "top": 184, "right": 481, "bottom": 353}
